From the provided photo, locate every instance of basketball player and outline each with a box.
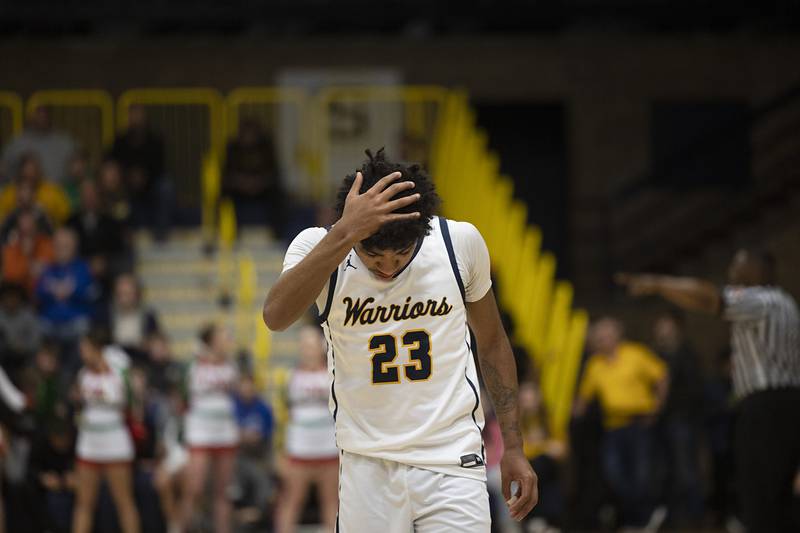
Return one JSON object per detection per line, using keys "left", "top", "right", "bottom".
{"left": 263, "top": 149, "right": 538, "bottom": 531}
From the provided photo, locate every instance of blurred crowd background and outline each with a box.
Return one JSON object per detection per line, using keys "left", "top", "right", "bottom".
{"left": 1, "top": 1, "right": 799, "bottom": 532}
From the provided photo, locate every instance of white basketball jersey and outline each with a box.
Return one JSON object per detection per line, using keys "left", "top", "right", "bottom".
{"left": 318, "top": 217, "right": 486, "bottom": 480}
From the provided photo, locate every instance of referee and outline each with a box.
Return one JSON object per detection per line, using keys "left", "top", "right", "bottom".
{"left": 616, "top": 248, "right": 800, "bottom": 533}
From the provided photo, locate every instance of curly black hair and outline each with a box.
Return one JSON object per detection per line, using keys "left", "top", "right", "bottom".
{"left": 334, "top": 148, "right": 440, "bottom": 251}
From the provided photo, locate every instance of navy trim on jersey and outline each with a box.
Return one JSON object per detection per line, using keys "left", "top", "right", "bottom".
{"left": 316, "top": 226, "right": 339, "bottom": 324}
{"left": 464, "top": 370, "right": 486, "bottom": 463}
{"left": 317, "top": 269, "right": 338, "bottom": 324}
{"left": 326, "top": 322, "right": 339, "bottom": 421}
{"left": 438, "top": 216, "right": 466, "bottom": 302}
{"left": 464, "top": 338, "right": 486, "bottom": 461}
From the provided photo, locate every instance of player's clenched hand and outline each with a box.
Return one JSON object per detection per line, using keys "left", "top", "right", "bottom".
{"left": 500, "top": 447, "right": 538, "bottom": 521}
{"left": 338, "top": 171, "right": 421, "bottom": 243}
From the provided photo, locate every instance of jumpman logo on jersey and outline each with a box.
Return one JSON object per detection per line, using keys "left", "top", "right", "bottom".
{"left": 345, "top": 255, "right": 358, "bottom": 271}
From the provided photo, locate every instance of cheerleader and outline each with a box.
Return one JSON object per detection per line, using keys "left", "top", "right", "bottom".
{"left": 275, "top": 325, "right": 338, "bottom": 533}
{"left": 72, "top": 328, "right": 140, "bottom": 533}
{"left": 179, "top": 323, "right": 239, "bottom": 533}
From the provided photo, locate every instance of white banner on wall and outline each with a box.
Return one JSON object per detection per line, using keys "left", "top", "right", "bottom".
{"left": 277, "top": 69, "right": 402, "bottom": 200}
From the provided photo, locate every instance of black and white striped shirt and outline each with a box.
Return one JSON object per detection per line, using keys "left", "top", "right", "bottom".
{"left": 722, "top": 285, "right": 800, "bottom": 398}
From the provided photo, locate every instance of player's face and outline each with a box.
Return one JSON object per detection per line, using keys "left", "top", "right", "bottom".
{"left": 355, "top": 242, "right": 417, "bottom": 281}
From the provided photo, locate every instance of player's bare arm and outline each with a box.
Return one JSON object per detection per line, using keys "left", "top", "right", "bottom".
{"left": 615, "top": 273, "right": 721, "bottom": 314}
{"left": 467, "top": 288, "right": 539, "bottom": 522}
{"left": 262, "top": 171, "right": 421, "bottom": 331}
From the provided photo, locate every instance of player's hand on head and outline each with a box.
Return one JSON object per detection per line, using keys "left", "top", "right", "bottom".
{"left": 339, "top": 171, "right": 421, "bottom": 243}
{"left": 500, "top": 447, "right": 538, "bottom": 521}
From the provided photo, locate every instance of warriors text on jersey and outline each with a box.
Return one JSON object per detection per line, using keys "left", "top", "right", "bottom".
{"left": 282, "top": 217, "right": 492, "bottom": 480}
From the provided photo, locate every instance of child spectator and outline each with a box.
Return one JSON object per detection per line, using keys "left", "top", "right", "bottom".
{"left": 30, "top": 416, "right": 76, "bottom": 533}
{"left": 233, "top": 374, "right": 275, "bottom": 531}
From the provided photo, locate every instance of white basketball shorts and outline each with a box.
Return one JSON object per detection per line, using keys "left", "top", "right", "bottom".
{"left": 337, "top": 451, "right": 491, "bottom": 533}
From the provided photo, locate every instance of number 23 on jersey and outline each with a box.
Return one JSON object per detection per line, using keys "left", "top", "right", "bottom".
{"left": 369, "top": 330, "right": 432, "bottom": 384}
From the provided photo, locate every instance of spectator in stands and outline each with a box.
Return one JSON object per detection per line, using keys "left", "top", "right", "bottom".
{"left": 30, "top": 416, "right": 76, "bottom": 533}
{"left": 0, "top": 282, "right": 42, "bottom": 375}
{"left": 0, "top": 179, "right": 54, "bottom": 243}
{"left": 1, "top": 105, "right": 76, "bottom": 184}
{"left": 63, "top": 150, "right": 92, "bottom": 211}
{"left": 152, "top": 381, "right": 188, "bottom": 533}
{"left": 573, "top": 317, "right": 669, "bottom": 531}
{"left": 651, "top": 310, "right": 704, "bottom": 527}
{"left": 96, "top": 273, "right": 161, "bottom": 364}
{"left": 97, "top": 158, "right": 132, "bottom": 227}
{"left": 233, "top": 373, "right": 275, "bottom": 531}
{"left": 27, "top": 340, "right": 70, "bottom": 427}
{"left": 519, "top": 380, "right": 566, "bottom": 531}
{"left": 275, "top": 325, "right": 338, "bottom": 533}
{"left": 1, "top": 208, "right": 54, "bottom": 293}
{"left": 0, "top": 152, "right": 71, "bottom": 225}
{"left": 35, "top": 227, "right": 96, "bottom": 369}
{"left": 142, "top": 331, "right": 182, "bottom": 397}
{"left": 66, "top": 179, "right": 132, "bottom": 301}
{"left": 127, "top": 365, "right": 169, "bottom": 533}
{"left": 222, "top": 118, "right": 285, "bottom": 237}
{"left": 111, "top": 104, "right": 171, "bottom": 240}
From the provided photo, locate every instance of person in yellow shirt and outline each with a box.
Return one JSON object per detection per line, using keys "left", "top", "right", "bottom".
{"left": 574, "top": 317, "right": 669, "bottom": 531}
{"left": 0, "top": 152, "right": 71, "bottom": 226}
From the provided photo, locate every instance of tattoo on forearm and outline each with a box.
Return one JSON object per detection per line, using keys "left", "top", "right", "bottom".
{"left": 480, "top": 359, "right": 518, "bottom": 416}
